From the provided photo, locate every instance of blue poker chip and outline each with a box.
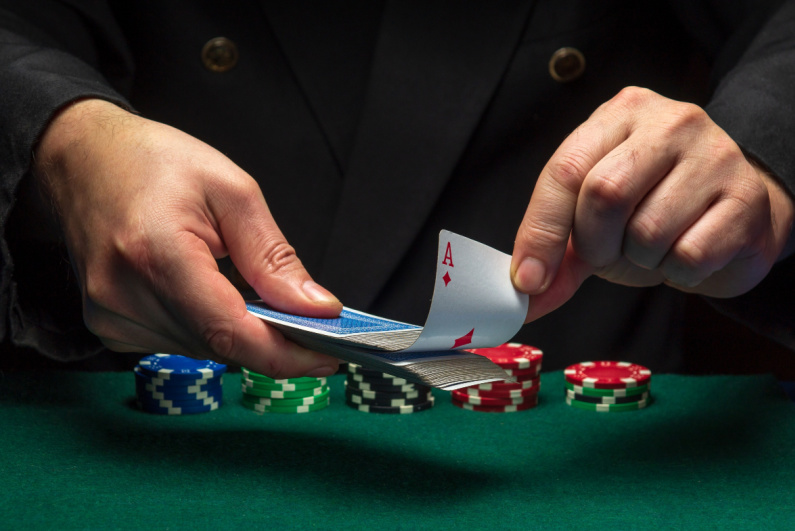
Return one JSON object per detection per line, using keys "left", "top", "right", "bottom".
{"left": 136, "top": 381, "right": 224, "bottom": 403}
{"left": 137, "top": 354, "right": 226, "bottom": 381}
{"left": 137, "top": 393, "right": 222, "bottom": 409}
{"left": 134, "top": 369, "right": 223, "bottom": 392}
{"left": 136, "top": 399, "right": 221, "bottom": 415}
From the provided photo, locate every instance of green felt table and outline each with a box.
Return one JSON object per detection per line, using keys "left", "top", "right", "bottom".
{"left": 2, "top": 370, "right": 795, "bottom": 529}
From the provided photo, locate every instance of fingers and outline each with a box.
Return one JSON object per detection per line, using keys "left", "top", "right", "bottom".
{"left": 206, "top": 173, "right": 342, "bottom": 318}
{"left": 620, "top": 158, "right": 716, "bottom": 272}
{"left": 85, "top": 227, "right": 340, "bottom": 377}
{"left": 573, "top": 133, "right": 680, "bottom": 269}
{"left": 523, "top": 239, "right": 594, "bottom": 323}
{"left": 515, "top": 87, "right": 795, "bottom": 321}
{"left": 147, "top": 230, "right": 340, "bottom": 377}
{"left": 512, "top": 90, "right": 635, "bottom": 295}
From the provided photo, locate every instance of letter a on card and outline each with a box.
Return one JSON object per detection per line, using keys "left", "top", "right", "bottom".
{"left": 442, "top": 242, "right": 454, "bottom": 267}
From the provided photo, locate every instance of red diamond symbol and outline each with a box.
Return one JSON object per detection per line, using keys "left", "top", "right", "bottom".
{"left": 443, "top": 271, "right": 451, "bottom": 286}
{"left": 452, "top": 328, "right": 475, "bottom": 349}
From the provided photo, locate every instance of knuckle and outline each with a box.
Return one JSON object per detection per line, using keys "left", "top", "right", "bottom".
{"left": 705, "top": 136, "right": 746, "bottom": 176}
{"left": 581, "top": 171, "right": 634, "bottom": 216}
{"left": 661, "top": 102, "right": 710, "bottom": 140}
{"left": 83, "top": 270, "right": 114, "bottom": 309}
{"left": 114, "top": 235, "right": 151, "bottom": 272}
{"left": 711, "top": 134, "right": 742, "bottom": 161}
{"left": 612, "top": 86, "right": 652, "bottom": 109}
{"left": 520, "top": 217, "right": 570, "bottom": 250}
{"left": 627, "top": 212, "right": 667, "bottom": 250}
{"left": 259, "top": 238, "right": 302, "bottom": 276}
{"left": 208, "top": 170, "right": 260, "bottom": 199}
{"left": 671, "top": 236, "right": 710, "bottom": 273}
{"left": 228, "top": 175, "right": 261, "bottom": 200}
{"left": 201, "top": 319, "right": 239, "bottom": 362}
{"left": 548, "top": 148, "right": 591, "bottom": 196}
{"left": 260, "top": 356, "right": 287, "bottom": 380}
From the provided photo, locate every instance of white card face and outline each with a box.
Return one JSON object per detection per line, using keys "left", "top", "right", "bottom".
{"left": 404, "top": 230, "right": 529, "bottom": 352}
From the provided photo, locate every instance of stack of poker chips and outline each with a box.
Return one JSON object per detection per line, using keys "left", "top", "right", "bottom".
{"left": 134, "top": 354, "right": 226, "bottom": 415}
{"left": 345, "top": 362, "right": 435, "bottom": 414}
{"left": 451, "top": 343, "right": 542, "bottom": 413}
{"left": 564, "top": 361, "right": 652, "bottom": 412}
{"left": 241, "top": 367, "right": 330, "bottom": 414}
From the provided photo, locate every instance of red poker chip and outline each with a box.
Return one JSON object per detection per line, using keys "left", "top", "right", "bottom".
{"left": 504, "top": 365, "right": 541, "bottom": 378}
{"left": 467, "top": 343, "right": 543, "bottom": 370}
{"left": 462, "top": 382, "right": 540, "bottom": 398}
{"left": 564, "top": 361, "right": 651, "bottom": 389}
{"left": 452, "top": 395, "right": 539, "bottom": 413}
{"left": 452, "top": 389, "right": 537, "bottom": 406}
{"left": 475, "top": 376, "right": 540, "bottom": 391}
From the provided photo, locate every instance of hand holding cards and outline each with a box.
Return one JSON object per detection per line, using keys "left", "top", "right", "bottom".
{"left": 247, "top": 231, "right": 529, "bottom": 390}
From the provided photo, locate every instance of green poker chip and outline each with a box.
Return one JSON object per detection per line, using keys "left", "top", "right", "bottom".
{"left": 242, "top": 387, "right": 330, "bottom": 407}
{"left": 241, "top": 376, "right": 326, "bottom": 392}
{"left": 565, "top": 395, "right": 652, "bottom": 412}
{"left": 242, "top": 397, "right": 330, "bottom": 414}
{"left": 564, "top": 380, "right": 649, "bottom": 397}
{"left": 241, "top": 384, "right": 329, "bottom": 399}
{"left": 241, "top": 368, "right": 322, "bottom": 385}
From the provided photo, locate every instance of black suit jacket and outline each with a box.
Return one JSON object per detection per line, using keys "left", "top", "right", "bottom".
{"left": 1, "top": 0, "right": 794, "bottom": 371}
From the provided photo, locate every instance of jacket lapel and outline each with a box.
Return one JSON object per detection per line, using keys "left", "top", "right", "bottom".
{"left": 319, "top": 0, "right": 535, "bottom": 309}
{"left": 259, "top": 1, "right": 385, "bottom": 172}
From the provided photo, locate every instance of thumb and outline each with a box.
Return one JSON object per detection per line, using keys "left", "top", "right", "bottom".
{"left": 211, "top": 178, "right": 342, "bottom": 318}
{"left": 523, "top": 239, "right": 594, "bottom": 322}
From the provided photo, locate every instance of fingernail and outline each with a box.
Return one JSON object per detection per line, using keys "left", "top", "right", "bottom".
{"left": 514, "top": 257, "right": 547, "bottom": 293}
{"left": 302, "top": 280, "right": 339, "bottom": 304}
{"left": 306, "top": 366, "right": 336, "bottom": 378}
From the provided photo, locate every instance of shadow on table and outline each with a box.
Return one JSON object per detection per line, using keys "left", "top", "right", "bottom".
{"left": 538, "top": 376, "right": 795, "bottom": 484}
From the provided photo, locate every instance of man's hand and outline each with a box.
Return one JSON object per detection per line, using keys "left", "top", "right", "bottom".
{"left": 34, "top": 99, "right": 342, "bottom": 377}
{"left": 511, "top": 87, "right": 795, "bottom": 322}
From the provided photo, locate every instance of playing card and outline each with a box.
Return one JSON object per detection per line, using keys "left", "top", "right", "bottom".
{"left": 245, "top": 305, "right": 420, "bottom": 336}
{"left": 247, "top": 230, "right": 527, "bottom": 351}
{"left": 245, "top": 304, "right": 423, "bottom": 351}
{"left": 246, "top": 230, "right": 529, "bottom": 389}
{"left": 404, "top": 230, "right": 528, "bottom": 351}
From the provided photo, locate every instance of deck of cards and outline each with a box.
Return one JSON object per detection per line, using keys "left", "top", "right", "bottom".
{"left": 247, "top": 230, "right": 529, "bottom": 390}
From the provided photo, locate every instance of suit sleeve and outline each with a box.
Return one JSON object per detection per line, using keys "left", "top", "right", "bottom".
{"left": 703, "top": 0, "right": 795, "bottom": 351}
{"left": 0, "top": 0, "right": 133, "bottom": 360}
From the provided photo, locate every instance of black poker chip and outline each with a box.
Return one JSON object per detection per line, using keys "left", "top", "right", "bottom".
{"left": 347, "top": 372, "right": 414, "bottom": 387}
{"left": 344, "top": 387, "right": 432, "bottom": 407}
{"left": 345, "top": 398, "right": 435, "bottom": 414}
{"left": 344, "top": 381, "right": 430, "bottom": 400}
{"left": 346, "top": 362, "right": 405, "bottom": 379}
{"left": 345, "top": 377, "right": 428, "bottom": 394}
{"left": 345, "top": 363, "right": 433, "bottom": 414}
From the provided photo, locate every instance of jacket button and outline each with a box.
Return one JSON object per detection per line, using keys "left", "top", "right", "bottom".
{"left": 548, "top": 47, "right": 585, "bottom": 82}
{"left": 201, "top": 37, "right": 239, "bottom": 72}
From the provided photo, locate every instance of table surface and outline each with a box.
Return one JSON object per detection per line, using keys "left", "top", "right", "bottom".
{"left": 2, "top": 370, "right": 794, "bottom": 530}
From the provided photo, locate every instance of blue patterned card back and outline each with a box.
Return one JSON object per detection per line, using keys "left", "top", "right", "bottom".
{"left": 246, "top": 302, "right": 421, "bottom": 336}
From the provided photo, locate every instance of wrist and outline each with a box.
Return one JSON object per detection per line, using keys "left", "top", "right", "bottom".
{"left": 33, "top": 98, "right": 132, "bottom": 201}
